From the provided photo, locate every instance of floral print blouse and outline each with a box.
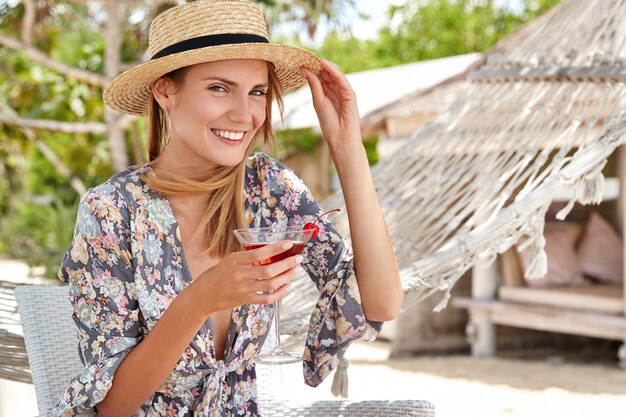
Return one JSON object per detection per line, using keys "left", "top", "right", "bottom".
{"left": 51, "top": 152, "right": 382, "bottom": 417}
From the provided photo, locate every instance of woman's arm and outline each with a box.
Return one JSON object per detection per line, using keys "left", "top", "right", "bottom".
{"left": 96, "top": 286, "right": 207, "bottom": 417}
{"left": 301, "top": 61, "right": 403, "bottom": 322}
{"left": 332, "top": 146, "right": 403, "bottom": 321}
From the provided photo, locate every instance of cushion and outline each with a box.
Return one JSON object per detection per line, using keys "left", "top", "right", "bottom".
{"left": 577, "top": 211, "right": 623, "bottom": 284}
{"left": 517, "top": 225, "right": 587, "bottom": 287}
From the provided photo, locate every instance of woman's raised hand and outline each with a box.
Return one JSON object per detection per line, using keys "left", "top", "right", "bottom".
{"left": 301, "top": 60, "right": 362, "bottom": 153}
{"left": 190, "top": 241, "right": 303, "bottom": 316}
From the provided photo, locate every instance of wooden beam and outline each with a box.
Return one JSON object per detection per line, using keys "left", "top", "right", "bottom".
{"left": 470, "top": 66, "right": 626, "bottom": 83}
{"left": 454, "top": 297, "right": 626, "bottom": 341}
{"left": 498, "top": 285, "right": 624, "bottom": 314}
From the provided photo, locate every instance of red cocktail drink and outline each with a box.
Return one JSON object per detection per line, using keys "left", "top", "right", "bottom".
{"left": 233, "top": 226, "right": 314, "bottom": 364}
{"left": 243, "top": 242, "right": 308, "bottom": 265}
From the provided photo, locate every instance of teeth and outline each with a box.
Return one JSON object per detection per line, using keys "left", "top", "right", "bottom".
{"left": 213, "top": 129, "right": 245, "bottom": 140}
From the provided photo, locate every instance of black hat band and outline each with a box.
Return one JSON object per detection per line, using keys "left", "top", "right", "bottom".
{"left": 151, "top": 34, "right": 270, "bottom": 60}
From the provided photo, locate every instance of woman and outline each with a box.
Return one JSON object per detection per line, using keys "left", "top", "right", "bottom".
{"left": 52, "top": 1, "right": 403, "bottom": 416}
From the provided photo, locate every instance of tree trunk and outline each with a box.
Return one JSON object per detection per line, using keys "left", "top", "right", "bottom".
{"left": 104, "top": 0, "right": 128, "bottom": 171}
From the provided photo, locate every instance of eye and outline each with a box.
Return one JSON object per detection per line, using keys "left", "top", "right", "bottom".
{"left": 209, "top": 85, "right": 227, "bottom": 93}
{"left": 250, "top": 89, "right": 267, "bottom": 97}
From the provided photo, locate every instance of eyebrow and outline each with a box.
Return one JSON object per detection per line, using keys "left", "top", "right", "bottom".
{"left": 202, "top": 76, "right": 269, "bottom": 89}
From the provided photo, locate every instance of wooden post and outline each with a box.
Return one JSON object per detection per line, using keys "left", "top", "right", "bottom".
{"left": 618, "top": 145, "right": 626, "bottom": 369}
{"left": 469, "top": 254, "right": 499, "bottom": 357}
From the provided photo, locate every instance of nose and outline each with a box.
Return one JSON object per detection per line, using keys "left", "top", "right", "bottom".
{"left": 227, "top": 93, "right": 254, "bottom": 125}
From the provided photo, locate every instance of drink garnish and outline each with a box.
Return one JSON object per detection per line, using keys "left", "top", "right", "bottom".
{"left": 303, "top": 208, "right": 341, "bottom": 239}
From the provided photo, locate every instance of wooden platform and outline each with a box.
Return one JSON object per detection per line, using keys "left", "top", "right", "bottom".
{"left": 498, "top": 284, "right": 624, "bottom": 314}
{"left": 454, "top": 295, "right": 626, "bottom": 341}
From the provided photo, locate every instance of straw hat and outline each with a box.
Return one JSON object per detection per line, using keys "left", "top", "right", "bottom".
{"left": 103, "top": 0, "right": 323, "bottom": 116}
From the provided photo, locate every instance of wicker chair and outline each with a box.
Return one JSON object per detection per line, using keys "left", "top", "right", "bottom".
{"left": 14, "top": 285, "right": 435, "bottom": 417}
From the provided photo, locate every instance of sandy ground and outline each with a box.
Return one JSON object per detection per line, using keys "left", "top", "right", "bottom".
{"left": 2, "top": 258, "right": 626, "bottom": 416}
{"left": 260, "top": 340, "right": 626, "bottom": 417}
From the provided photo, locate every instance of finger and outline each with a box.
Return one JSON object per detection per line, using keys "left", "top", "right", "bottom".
{"left": 301, "top": 67, "right": 326, "bottom": 109}
{"left": 316, "top": 72, "right": 354, "bottom": 114}
{"left": 256, "top": 253, "right": 303, "bottom": 280}
{"left": 321, "top": 62, "right": 356, "bottom": 100}
{"left": 318, "top": 73, "right": 340, "bottom": 100}
{"left": 317, "top": 68, "right": 342, "bottom": 94}
{"left": 309, "top": 70, "right": 345, "bottom": 117}
{"left": 238, "top": 240, "right": 293, "bottom": 265}
{"left": 241, "top": 253, "right": 302, "bottom": 282}
{"left": 254, "top": 263, "right": 302, "bottom": 293}
{"left": 250, "top": 282, "right": 292, "bottom": 305}
{"left": 322, "top": 59, "right": 342, "bottom": 71}
{"left": 321, "top": 59, "right": 347, "bottom": 81}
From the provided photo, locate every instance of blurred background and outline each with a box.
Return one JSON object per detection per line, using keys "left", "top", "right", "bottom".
{"left": 0, "top": 0, "right": 559, "bottom": 280}
{"left": 12, "top": 2, "right": 626, "bottom": 417}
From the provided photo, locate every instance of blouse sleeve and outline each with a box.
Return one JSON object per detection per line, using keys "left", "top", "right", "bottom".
{"left": 52, "top": 184, "right": 142, "bottom": 416}
{"left": 265, "top": 156, "right": 383, "bottom": 388}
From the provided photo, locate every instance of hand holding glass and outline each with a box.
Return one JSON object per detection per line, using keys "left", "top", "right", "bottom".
{"left": 233, "top": 226, "right": 314, "bottom": 364}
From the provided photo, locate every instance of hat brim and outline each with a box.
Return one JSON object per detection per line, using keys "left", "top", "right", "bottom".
{"left": 103, "top": 43, "right": 323, "bottom": 116}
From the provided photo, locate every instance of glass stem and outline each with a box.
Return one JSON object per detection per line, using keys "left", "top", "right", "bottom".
{"left": 273, "top": 299, "right": 282, "bottom": 350}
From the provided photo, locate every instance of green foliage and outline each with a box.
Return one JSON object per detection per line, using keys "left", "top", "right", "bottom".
{"left": 24, "top": 133, "right": 111, "bottom": 197}
{"left": 316, "top": 0, "right": 562, "bottom": 73}
{"left": 519, "top": 0, "right": 563, "bottom": 19}
{"left": 0, "top": 2, "right": 119, "bottom": 277}
{"left": 257, "top": 0, "right": 356, "bottom": 39}
{"left": 274, "top": 128, "right": 323, "bottom": 156}
{"left": 0, "top": 196, "right": 78, "bottom": 279}
{"left": 0, "top": 124, "right": 112, "bottom": 279}
{"left": 272, "top": 128, "right": 379, "bottom": 167}
{"left": 1, "top": 34, "right": 103, "bottom": 123}
{"left": 0, "top": 135, "right": 24, "bottom": 218}
{"left": 363, "top": 135, "right": 379, "bottom": 166}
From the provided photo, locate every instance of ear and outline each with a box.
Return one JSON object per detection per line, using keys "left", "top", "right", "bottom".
{"left": 151, "top": 77, "right": 177, "bottom": 112}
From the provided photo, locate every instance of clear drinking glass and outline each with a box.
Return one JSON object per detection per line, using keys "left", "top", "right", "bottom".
{"left": 233, "top": 225, "right": 314, "bottom": 364}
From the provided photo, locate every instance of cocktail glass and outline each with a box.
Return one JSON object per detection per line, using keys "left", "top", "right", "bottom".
{"left": 233, "top": 225, "right": 314, "bottom": 364}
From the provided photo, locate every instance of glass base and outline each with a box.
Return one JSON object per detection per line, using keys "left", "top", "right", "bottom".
{"left": 255, "top": 348, "right": 302, "bottom": 365}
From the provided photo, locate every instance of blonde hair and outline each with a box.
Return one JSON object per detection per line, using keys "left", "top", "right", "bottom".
{"left": 143, "top": 62, "right": 284, "bottom": 257}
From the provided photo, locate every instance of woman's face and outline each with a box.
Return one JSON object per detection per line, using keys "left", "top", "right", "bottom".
{"left": 160, "top": 59, "right": 269, "bottom": 170}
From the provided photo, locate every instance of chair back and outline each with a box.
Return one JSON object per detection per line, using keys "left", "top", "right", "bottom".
{"left": 15, "top": 285, "right": 82, "bottom": 416}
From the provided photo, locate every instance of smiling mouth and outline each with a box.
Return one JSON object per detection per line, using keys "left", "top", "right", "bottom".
{"left": 211, "top": 129, "right": 246, "bottom": 141}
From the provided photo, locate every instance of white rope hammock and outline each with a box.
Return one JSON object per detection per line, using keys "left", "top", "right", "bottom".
{"left": 281, "top": 0, "right": 626, "bottom": 333}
